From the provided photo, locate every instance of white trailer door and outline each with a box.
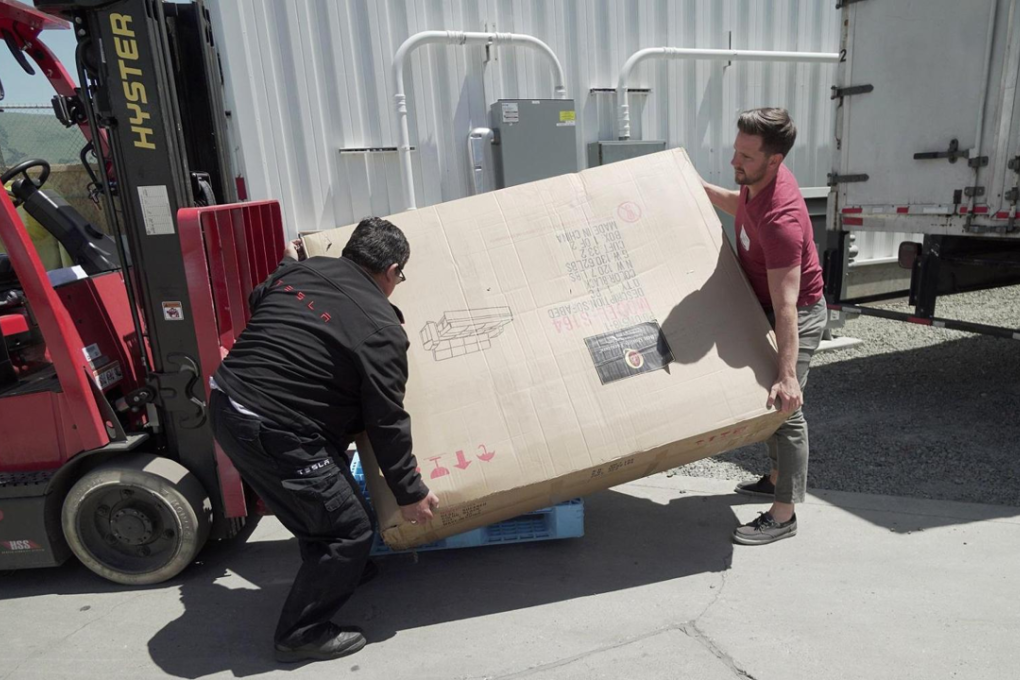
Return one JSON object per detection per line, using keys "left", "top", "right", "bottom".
{"left": 838, "top": 0, "right": 1001, "bottom": 211}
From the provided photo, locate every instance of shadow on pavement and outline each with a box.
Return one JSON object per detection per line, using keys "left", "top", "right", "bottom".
{"left": 700, "top": 333, "right": 1020, "bottom": 530}
{"left": 0, "top": 486, "right": 743, "bottom": 677}
{"left": 142, "top": 488, "right": 737, "bottom": 677}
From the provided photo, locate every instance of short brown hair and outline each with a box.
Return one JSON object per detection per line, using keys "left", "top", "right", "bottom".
{"left": 737, "top": 108, "right": 797, "bottom": 158}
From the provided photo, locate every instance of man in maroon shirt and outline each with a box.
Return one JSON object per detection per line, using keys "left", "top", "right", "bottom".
{"left": 701, "top": 108, "right": 827, "bottom": 545}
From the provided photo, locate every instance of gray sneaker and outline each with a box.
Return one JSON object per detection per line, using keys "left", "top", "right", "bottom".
{"left": 734, "top": 475, "right": 775, "bottom": 498}
{"left": 732, "top": 512, "right": 797, "bottom": 545}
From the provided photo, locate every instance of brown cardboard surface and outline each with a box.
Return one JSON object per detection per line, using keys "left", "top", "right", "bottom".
{"left": 304, "top": 148, "right": 786, "bottom": 550}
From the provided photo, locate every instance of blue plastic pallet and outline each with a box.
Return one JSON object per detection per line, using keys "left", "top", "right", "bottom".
{"left": 349, "top": 453, "right": 584, "bottom": 555}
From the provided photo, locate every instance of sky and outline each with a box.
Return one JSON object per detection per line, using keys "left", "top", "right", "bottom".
{"left": 1, "top": 0, "right": 195, "bottom": 107}
{"left": 1, "top": 3, "right": 80, "bottom": 107}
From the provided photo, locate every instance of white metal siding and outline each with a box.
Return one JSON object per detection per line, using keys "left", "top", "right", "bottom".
{"left": 210, "top": 0, "right": 842, "bottom": 235}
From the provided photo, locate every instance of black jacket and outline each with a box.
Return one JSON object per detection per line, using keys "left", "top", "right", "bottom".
{"left": 214, "top": 256, "right": 427, "bottom": 505}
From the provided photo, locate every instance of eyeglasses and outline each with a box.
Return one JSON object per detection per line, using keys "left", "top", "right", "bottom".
{"left": 397, "top": 267, "right": 406, "bottom": 282}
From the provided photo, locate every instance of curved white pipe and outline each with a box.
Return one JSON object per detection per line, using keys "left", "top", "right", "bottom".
{"left": 616, "top": 47, "right": 841, "bottom": 140}
{"left": 393, "top": 31, "right": 568, "bottom": 211}
{"left": 468, "top": 127, "right": 495, "bottom": 195}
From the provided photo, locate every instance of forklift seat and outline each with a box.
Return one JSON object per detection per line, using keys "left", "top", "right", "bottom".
{"left": 12, "top": 181, "right": 120, "bottom": 276}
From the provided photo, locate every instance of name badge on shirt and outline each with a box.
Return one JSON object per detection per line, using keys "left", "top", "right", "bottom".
{"left": 739, "top": 225, "right": 751, "bottom": 251}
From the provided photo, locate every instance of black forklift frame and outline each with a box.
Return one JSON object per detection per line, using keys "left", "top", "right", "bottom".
{"left": 36, "top": 0, "right": 243, "bottom": 538}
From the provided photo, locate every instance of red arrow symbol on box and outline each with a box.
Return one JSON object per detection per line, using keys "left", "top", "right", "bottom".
{"left": 477, "top": 444, "right": 496, "bottom": 462}
{"left": 454, "top": 450, "right": 471, "bottom": 470}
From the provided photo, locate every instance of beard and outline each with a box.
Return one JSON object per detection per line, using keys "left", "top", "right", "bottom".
{"left": 734, "top": 166, "right": 767, "bottom": 186}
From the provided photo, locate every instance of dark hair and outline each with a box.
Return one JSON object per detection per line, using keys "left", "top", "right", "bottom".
{"left": 342, "top": 217, "right": 410, "bottom": 275}
{"left": 737, "top": 108, "right": 797, "bottom": 158}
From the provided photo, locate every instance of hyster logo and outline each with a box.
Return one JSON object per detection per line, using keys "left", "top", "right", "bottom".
{"left": 2, "top": 540, "right": 40, "bottom": 551}
{"left": 110, "top": 13, "right": 155, "bottom": 150}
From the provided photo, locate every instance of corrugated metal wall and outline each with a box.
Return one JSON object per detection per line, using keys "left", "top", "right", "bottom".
{"left": 210, "top": 0, "right": 842, "bottom": 235}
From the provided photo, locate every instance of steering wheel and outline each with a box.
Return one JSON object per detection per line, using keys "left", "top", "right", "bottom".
{"left": 2, "top": 159, "right": 51, "bottom": 208}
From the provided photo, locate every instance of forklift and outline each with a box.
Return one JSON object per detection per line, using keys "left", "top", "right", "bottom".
{"left": 0, "top": 0, "right": 281, "bottom": 584}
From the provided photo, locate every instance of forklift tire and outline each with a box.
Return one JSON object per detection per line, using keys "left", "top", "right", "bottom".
{"left": 62, "top": 454, "right": 212, "bottom": 586}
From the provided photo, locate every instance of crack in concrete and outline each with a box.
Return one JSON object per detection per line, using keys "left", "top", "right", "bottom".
{"left": 479, "top": 626, "right": 679, "bottom": 680}
{"left": 672, "top": 554, "right": 763, "bottom": 680}
{"left": 476, "top": 618, "right": 757, "bottom": 680}
{"left": 479, "top": 558, "right": 744, "bottom": 680}
{"left": 694, "top": 555, "right": 733, "bottom": 621}
{"left": 679, "top": 621, "right": 760, "bottom": 680}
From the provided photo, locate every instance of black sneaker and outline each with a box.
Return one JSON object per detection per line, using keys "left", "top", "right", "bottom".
{"left": 274, "top": 625, "right": 367, "bottom": 663}
{"left": 732, "top": 512, "right": 797, "bottom": 546}
{"left": 734, "top": 475, "right": 775, "bottom": 498}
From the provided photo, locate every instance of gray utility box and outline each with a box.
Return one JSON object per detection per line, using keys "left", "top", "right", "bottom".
{"left": 587, "top": 140, "right": 667, "bottom": 167}
{"left": 490, "top": 99, "right": 578, "bottom": 188}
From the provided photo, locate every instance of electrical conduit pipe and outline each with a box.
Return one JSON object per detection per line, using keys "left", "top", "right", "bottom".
{"left": 616, "top": 47, "right": 841, "bottom": 141}
{"left": 468, "top": 127, "right": 495, "bottom": 195}
{"left": 393, "top": 31, "right": 568, "bottom": 211}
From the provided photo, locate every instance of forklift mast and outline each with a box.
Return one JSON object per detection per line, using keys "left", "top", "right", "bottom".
{"left": 163, "top": 1, "right": 236, "bottom": 207}
{"left": 34, "top": 0, "right": 245, "bottom": 537}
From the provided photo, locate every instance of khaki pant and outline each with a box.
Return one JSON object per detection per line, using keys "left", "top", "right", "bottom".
{"left": 766, "top": 298, "right": 828, "bottom": 504}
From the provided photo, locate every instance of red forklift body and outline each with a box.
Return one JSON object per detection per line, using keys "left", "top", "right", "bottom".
{"left": 177, "top": 200, "right": 285, "bottom": 519}
{"left": 0, "top": 190, "right": 108, "bottom": 568}
{"left": 0, "top": 0, "right": 285, "bottom": 581}
{"left": 0, "top": 194, "right": 285, "bottom": 570}
{"left": 0, "top": 194, "right": 109, "bottom": 460}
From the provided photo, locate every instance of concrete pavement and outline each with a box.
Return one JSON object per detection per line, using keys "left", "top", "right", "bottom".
{"left": 2, "top": 474, "right": 1018, "bottom": 680}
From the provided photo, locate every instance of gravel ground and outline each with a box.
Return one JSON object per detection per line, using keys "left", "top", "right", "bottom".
{"left": 677, "top": 284, "right": 1020, "bottom": 507}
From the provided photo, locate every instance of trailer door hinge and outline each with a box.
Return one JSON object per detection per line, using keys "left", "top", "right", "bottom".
{"left": 830, "top": 84, "right": 873, "bottom": 100}
{"left": 1005, "top": 187, "right": 1019, "bottom": 203}
{"left": 1008, "top": 156, "right": 1020, "bottom": 171}
{"left": 836, "top": 0, "right": 868, "bottom": 8}
{"left": 963, "top": 186, "right": 985, "bottom": 198}
{"left": 827, "top": 172, "right": 869, "bottom": 186}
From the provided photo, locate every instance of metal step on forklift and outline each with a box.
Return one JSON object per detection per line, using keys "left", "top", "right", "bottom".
{"left": 0, "top": 0, "right": 282, "bottom": 584}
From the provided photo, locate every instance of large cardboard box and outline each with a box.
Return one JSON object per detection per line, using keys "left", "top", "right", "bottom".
{"left": 304, "top": 148, "right": 786, "bottom": 549}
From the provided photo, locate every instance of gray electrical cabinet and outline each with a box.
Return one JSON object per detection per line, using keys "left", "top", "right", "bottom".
{"left": 490, "top": 99, "right": 578, "bottom": 188}
{"left": 587, "top": 140, "right": 667, "bottom": 167}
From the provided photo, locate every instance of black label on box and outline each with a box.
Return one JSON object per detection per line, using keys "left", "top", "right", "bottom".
{"left": 584, "top": 321, "right": 673, "bottom": 385}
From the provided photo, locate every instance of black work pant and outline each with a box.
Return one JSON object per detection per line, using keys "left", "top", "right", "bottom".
{"left": 209, "top": 390, "right": 375, "bottom": 646}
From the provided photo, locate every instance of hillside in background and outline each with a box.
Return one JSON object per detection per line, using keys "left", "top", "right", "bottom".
{"left": 0, "top": 110, "right": 84, "bottom": 168}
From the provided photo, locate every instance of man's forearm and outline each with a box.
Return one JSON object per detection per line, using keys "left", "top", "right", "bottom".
{"left": 774, "top": 307, "right": 799, "bottom": 380}
{"left": 702, "top": 181, "right": 740, "bottom": 216}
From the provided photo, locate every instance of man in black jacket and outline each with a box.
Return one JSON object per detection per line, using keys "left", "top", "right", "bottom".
{"left": 210, "top": 217, "right": 439, "bottom": 663}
